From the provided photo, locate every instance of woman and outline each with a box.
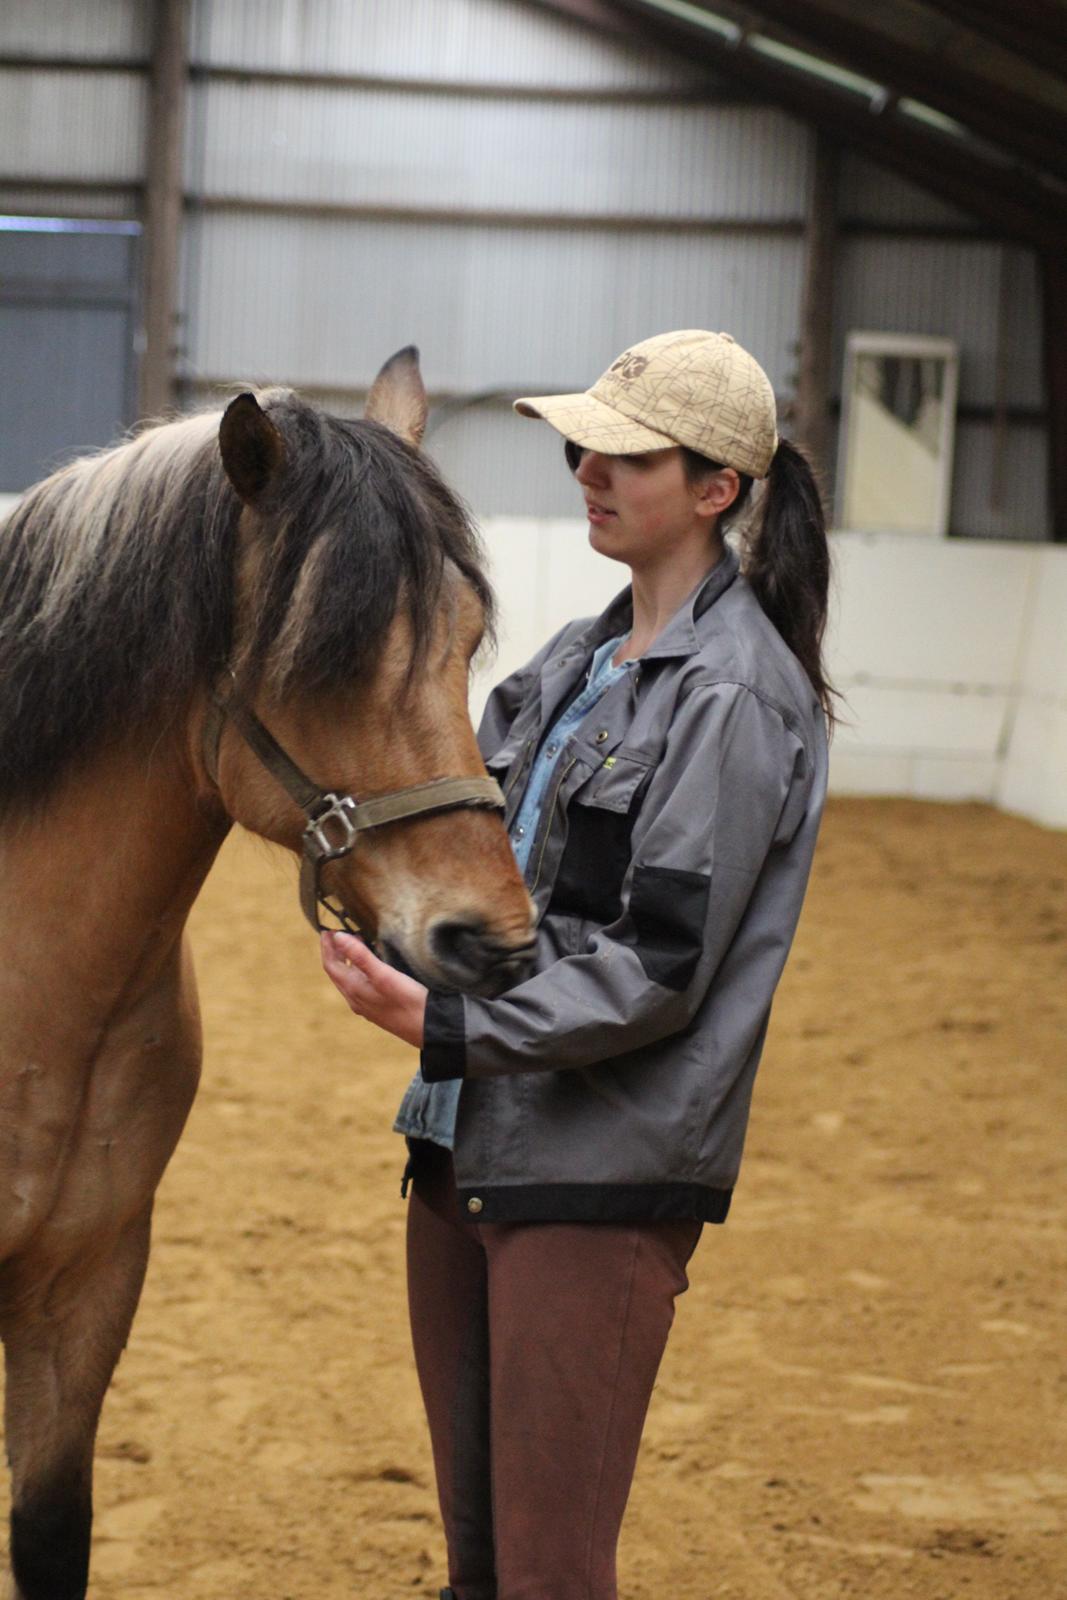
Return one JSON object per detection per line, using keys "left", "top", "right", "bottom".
{"left": 322, "top": 329, "right": 834, "bottom": 1600}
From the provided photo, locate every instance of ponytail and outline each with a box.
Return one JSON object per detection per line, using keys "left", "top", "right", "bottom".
{"left": 740, "top": 438, "right": 836, "bottom": 732}
{"left": 683, "top": 439, "right": 837, "bottom": 732}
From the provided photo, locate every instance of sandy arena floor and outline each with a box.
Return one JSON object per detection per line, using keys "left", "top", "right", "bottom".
{"left": 28, "top": 798, "right": 1067, "bottom": 1598}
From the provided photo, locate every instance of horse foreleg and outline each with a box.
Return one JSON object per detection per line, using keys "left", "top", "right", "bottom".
{"left": 1, "top": 1204, "right": 153, "bottom": 1600}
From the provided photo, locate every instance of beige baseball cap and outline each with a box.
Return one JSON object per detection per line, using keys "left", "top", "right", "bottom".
{"left": 514, "top": 328, "right": 779, "bottom": 479}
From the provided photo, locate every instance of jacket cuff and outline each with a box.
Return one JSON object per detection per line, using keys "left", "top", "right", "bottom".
{"left": 420, "top": 991, "right": 467, "bottom": 1081}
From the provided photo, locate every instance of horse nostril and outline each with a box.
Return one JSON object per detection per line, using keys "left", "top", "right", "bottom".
{"left": 428, "top": 917, "right": 537, "bottom": 995}
{"left": 430, "top": 917, "right": 492, "bottom": 974}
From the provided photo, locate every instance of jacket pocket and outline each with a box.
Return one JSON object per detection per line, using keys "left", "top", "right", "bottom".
{"left": 548, "top": 759, "right": 650, "bottom": 926}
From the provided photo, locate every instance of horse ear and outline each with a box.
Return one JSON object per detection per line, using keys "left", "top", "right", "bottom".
{"left": 219, "top": 393, "right": 286, "bottom": 505}
{"left": 364, "top": 345, "right": 428, "bottom": 449}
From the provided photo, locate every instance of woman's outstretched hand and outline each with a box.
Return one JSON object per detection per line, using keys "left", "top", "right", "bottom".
{"left": 320, "top": 931, "right": 428, "bottom": 1048}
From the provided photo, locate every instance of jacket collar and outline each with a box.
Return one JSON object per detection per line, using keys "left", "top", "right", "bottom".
{"left": 580, "top": 543, "right": 740, "bottom": 662}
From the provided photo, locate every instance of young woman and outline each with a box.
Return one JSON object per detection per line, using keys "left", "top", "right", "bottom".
{"left": 321, "top": 329, "right": 834, "bottom": 1600}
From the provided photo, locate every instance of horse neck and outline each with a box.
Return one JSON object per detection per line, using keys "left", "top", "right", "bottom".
{"left": 0, "top": 729, "right": 230, "bottom": 1030}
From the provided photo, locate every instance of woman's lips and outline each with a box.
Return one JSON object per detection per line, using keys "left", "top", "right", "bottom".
{"left": 585, "top": 502, "right": 616, "bottom": 524}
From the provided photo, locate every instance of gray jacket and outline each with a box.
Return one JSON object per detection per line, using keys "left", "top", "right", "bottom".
{"left": 417, "top": 546, "right": 828, "bottom": 1224}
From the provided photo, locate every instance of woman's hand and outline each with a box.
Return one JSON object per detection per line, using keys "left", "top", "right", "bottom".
{"left": 320, "top": 931, "right": 427, "bottom": 1048}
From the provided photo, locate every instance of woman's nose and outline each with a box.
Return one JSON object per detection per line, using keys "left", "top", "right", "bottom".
{"left": 575, "top": 450, "right": 609, "bottom": 487}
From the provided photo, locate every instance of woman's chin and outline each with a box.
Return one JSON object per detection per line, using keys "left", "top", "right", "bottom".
{"left": 587, "top": 522, "right": 630, "bottom": 563}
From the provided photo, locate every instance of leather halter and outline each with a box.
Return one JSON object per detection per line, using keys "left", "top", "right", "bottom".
{"left": 204, "top": 675, "right": 505, "bottom": 935}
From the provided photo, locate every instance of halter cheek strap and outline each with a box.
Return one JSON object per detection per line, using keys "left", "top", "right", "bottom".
{"left": 204, "top": 676, "right": 505, "bottom": 935}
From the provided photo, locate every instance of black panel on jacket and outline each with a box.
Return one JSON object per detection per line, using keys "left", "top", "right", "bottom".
{"left": 420, "top": 991, "right": 467, "bottom": 1081}
{"left": 625, "top": 865, "right": 710, "bottom": 991}
{"left": 548, "top": 800, "right": 637, "bottom": 925}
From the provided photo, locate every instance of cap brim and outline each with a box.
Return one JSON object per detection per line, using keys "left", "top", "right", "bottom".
{"left": 513, "top": 390, "right": 675, "bottom": 454}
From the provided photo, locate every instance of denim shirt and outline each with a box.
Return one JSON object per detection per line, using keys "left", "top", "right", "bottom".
{"left": 393, "top": 634, "right": 633, "bottom": 1149}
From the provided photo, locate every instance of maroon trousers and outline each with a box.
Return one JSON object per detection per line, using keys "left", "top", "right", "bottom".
{"left": 405, "top": 1142, "right": 702, "bottom": 1600}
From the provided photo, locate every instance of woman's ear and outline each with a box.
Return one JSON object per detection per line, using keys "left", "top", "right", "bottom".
{"left": 693, "top": 466, "right": 740, "bottom": 519}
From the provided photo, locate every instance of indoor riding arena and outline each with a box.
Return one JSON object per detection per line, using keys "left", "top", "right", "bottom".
{"left": 79, "top": 786, "right": 1067, "bottom": 1600}
{"left": 1, "top": 3, "right": 1065, "bottom": 1599}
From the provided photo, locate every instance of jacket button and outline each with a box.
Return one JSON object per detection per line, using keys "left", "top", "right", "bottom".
{"left": 595, "top": 729, "right": 609, "bottom": 744}
{"left": 467, "top": 1197, "right": 483, "bottom": 1214}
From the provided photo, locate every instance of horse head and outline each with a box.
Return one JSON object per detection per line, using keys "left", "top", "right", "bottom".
{"left": 207, "top": 349, "right": 535, "bottom": 998}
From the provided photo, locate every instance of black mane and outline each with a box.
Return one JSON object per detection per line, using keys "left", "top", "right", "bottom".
{"left": 0, "top": 393, "right": 492, "bottom": 815}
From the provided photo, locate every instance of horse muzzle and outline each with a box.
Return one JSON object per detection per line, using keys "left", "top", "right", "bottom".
{"left": 384, "top": 920, "right": 538, "bottom": 998}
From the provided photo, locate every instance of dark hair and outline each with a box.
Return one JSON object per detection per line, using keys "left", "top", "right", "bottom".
{"left": 682, "top": 442, "right": 836, "bottom": 730}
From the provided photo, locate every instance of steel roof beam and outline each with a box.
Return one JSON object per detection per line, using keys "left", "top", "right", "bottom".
{"left": 592, "top": 0, "right": 1066, "bottom": 254}
{"left": 734, "top": 0, "right": 1067, "bottom": 183}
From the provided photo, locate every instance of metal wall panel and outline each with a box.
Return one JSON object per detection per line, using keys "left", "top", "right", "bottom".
{"left": 834, "top": 236, "right": 1041, "bottom": 410}
{"left": 191, "top": 0, "right": 709, "bottom": 89}
{"left": 0, "top": 0, "right": 148, "bottom": 59}
{"left": 0, "top": 227, "right": 138, "bottom": 491}
{"left": 183, "top": 210, "right": 804, "bottom": 400}
{"left": 0, "top": 68, "right": 147, "bottom": 183}
{"left": 191, "top": 84, "right": 808, "bottom": 220}
{"left": 951, "top": 421, "right": 1049, "bottom": 542}
{"left": 999, "top": 246, "right": 1045, "bottom": 414}
{"left": 0, "top": 188, "right": 141, "bottom": 220}
{"left": 838, "top": 152, "right": 972, "bottom": 228}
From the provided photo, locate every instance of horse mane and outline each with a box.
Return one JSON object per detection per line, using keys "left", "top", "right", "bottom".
{"left": 0, "top": 391, "right": 493, "bottom": 816}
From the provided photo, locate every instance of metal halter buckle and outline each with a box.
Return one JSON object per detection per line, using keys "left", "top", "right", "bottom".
{"left": 303, "top": 793, "right": 362, "bottom": 863}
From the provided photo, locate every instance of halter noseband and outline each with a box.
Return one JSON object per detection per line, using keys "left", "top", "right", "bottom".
{"left": 204, "top": 674, "right": 505, "bottom": 935}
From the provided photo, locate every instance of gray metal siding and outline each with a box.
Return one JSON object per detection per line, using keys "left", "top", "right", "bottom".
{"left": 0, "top": 186, "right": 142, "bottom": 221}
{"left": 192, "top": 86, "right": 808, "bottom": 220}
{"left": 835, "top": 236, "right": 1039, "bottom": 410}
{"left": 0, "top": 0, "right": 147, "bottom": 59}
{"left": 191, "top": 0, "right": 708, "bottom": 89}
{"left": 838, "top": 152, "right": 973, "bottom": 229}
{"left": 0, "top": 67, "right": 147, "bottom": 183}
{"left": 950, "top": 421, "right": 1049, "bottom": 541}
{"left": 183, "top": 210, "right": 805, "bottom": 398}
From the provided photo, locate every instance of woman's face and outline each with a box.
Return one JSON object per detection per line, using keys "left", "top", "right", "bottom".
{"left": 569, "top": 444, "right": 735, "bottom": 568}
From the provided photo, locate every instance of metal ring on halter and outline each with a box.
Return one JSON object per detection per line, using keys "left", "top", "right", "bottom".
{"left": 300, "top": 793, "right": 364, "bottom": 934}
{"left": 206, "top": 672, "right": 506, "bottom": 936}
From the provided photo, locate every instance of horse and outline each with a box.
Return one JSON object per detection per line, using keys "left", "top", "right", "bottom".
{"left": 0, "top": 346, "right": 536, "bottom": 1600}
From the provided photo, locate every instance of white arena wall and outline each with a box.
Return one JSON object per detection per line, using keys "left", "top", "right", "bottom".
{"left": 474, "top": 520, "right": 1067, "bottom": 833}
